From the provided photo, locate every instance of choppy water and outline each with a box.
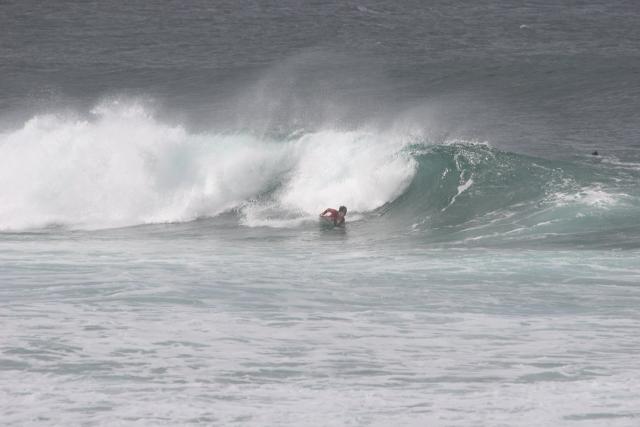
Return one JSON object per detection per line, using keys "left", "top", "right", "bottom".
{"left": 2, "top": 1, "right": 640, "bottom": 425}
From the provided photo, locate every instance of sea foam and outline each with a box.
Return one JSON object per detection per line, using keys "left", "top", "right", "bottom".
{"left": 0, "top": 100, "right": 416, "bottom": 230}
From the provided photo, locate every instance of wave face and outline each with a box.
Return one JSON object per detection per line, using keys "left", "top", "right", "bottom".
{"left": 383, "top": 144, "right": 640, "bottom": 246}
{"left": 1, "top": 101, "right": 639, "bottom": 247}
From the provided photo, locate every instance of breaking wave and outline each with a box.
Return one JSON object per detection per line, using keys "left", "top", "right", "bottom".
{"left": 0, "top": 100, "right": 415, "bottom": 230}
{"left": 1, "top": 100, "right": 639, "bottom": 247}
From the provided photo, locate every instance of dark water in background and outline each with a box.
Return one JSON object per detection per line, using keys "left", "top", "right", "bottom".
{"left": 2, "top": 2, "right": 640, "bottom": 426}
{"left": 3, "top": 0, "right": 640, "bottom": 157}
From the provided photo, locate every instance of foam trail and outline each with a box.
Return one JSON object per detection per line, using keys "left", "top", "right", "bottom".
{"left": 442, "top": 178, "right": 474, "bottom": 211}
{"left": 550, "top": 185, "right": 623, "bottom": 208}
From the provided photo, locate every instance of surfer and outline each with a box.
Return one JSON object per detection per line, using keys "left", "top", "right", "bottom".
{"left": 320, "top": 206, "right": 347, "bottom": 226}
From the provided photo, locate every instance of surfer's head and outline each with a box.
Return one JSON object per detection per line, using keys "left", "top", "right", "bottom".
{"left": 338, "top": 206, "right": 347, "bottom": 216}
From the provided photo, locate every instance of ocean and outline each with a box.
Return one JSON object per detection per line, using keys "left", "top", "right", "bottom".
{"left": 1, "top": 1, "right": 640, "bottom": 425}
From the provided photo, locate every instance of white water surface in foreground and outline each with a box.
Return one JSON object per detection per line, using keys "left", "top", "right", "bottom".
{"left": 1, "top": 229, "right": 639, "bottom": 426}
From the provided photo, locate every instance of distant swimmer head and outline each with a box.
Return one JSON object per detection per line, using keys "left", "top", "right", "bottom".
{"left": 339, "top": 206, "right": 347, "bottom": 215}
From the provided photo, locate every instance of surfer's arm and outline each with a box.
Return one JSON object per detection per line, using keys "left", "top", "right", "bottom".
{"left": 319, "top": 209, "right": 329, "bottom": 216}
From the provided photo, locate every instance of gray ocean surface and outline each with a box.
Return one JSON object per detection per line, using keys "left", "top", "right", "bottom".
{"left": 1, "top": 1, "right": 640, "bottom": 425}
